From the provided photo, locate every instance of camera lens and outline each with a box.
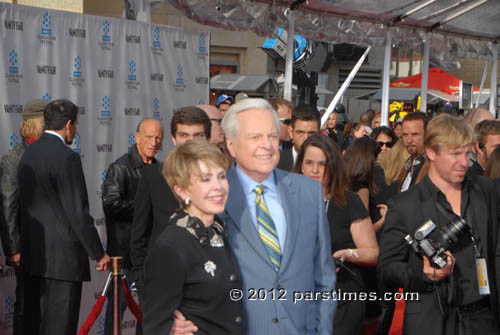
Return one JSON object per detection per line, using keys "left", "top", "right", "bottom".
{"left": 439, "top": 217, "right": 469, "bottom": 245}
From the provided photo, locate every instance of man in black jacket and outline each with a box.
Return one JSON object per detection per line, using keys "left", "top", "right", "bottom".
{"left": 0, "top": 99, "right": 46, "bottom": 335}
{"left": 102, "top": 118, "right": 163, "bottom": 335}
{"left": 378, "top": 114, "right": 500, "bottom": 335}
{"left": 18, "top": 99, "right": 109, "bottom": 335}
{"left": 129, "top": 106, "right": 211, "bottom": 287}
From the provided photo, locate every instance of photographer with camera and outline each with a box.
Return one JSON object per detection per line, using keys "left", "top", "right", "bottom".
{"left": 378, "top": 113, "right": 500, "bottom": 335}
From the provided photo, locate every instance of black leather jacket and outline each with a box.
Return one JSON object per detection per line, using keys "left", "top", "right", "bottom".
{"left": 0, "top": 139, "right": 28, "bottom": 256}
{"left": 102, "top": 144, "right": 155, "bottom": 267}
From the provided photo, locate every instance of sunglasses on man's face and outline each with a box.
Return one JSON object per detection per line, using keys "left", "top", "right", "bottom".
{"left": 280, "top": 118, "right": 292, "bottom": 126}
{"left": 377, "top": 141, "right": 395, "bottom": 148}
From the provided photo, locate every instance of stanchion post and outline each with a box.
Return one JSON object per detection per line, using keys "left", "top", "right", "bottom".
{"left": 112, "top": 257, "right": 123, "bottom": 335}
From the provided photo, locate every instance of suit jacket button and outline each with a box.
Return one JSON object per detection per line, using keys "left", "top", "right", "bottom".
{"left": 229, "top": 274, "right": 236, "bottom": 282}
{"left": 272, "top": 318, "right": 279, "bottom": 323}
{"left": 235, "top": 316, "right": 242, "bottom": 324}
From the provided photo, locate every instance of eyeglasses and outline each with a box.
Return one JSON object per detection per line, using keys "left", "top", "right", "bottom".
{"left": 279, "top": 118, "right": 291, "bottom": 126}
{"left": 377, "top": 141, "right": 395, "bottom": 148}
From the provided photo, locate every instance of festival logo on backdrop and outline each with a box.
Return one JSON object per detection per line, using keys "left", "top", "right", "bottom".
{"left": 99, "top": 20, "right": 114, "bottom": 51}
{"left": 71, "top": 132, "right": 82, "bottom": 156}
{"left": 96, "top": 168, "right": 107, "bottom": 198}
{"left": 197, "top": 33, "right": 208, "bottom": 59}
{"left": 9, "top": 131, "right": 19, "bottom": 148}
{"left": 69, "top": 55, "right": 85, "bottom": 87}
{"left": 128, "top": 131, "right": 136, "bottom": 150}
{"left": 4, "top": 296, "right": 14, "bottom": 320}
{"left": 5, "top": 49, "right": 22, "bottom": 84}
{"left": 151, "top": 26, "right": 163, "bottom": 56}
{"left": 153, "top": 97, "right": 162, "bottom": 121}
{"left": 42, "top": 93, "right": 51, "bottom": 101}
{"left": 126, "top": 60, "right": 140, "bottom": 90}
{"left": 38, "top": 11, "right": 56, "bottom": 45}
{"left": 97, "top": 95, "right": 112, "bottom": 124}
{"left": 174, "top": 64, "right": 186, "bottom": 92}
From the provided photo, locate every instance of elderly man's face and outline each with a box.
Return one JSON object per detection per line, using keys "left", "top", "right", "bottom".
{"left": 226, "top": 109, "right": 280, "bottom": 182}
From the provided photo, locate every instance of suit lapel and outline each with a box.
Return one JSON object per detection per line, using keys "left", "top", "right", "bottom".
{"left": 225, "top": 165, "right": 273, "bottom": 267}
{"left": 275, "top": 169, "right": 299, "bottom": 272}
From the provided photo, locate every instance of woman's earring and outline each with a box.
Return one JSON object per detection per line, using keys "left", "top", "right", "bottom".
{"left": 184, "top": 197, "right": 191, "bottom": 206}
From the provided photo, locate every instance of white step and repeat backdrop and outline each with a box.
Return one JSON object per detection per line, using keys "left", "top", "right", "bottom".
{"left": 0, "top": 3, "right": 209, "bottom": 334}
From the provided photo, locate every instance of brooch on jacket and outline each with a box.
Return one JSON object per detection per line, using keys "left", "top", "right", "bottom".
{"left": 172, "top": 211, "right": 226, "bottom": 247}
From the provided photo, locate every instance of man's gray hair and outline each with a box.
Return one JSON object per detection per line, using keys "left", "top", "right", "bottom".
{"left": 221, "top": 98, "right": 280, "bottom": 140}
{"left": 136, "top": 117, "right": 164, "bottom": 134}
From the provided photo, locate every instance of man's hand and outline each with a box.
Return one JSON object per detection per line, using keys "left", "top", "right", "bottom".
{"left": 169, "top": 309, "right": 197, "bottom": 335}
{"left": 95, "top": 254, "right": 111, "bottom": 271}
{"left": 7, "top": 253, "right": 20, "bottom": 268}
{"left": 423, "top": 251, "right": 455, "bottom": 281}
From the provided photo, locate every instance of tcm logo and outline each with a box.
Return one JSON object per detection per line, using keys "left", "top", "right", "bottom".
{"left": 4, "top": 20, "right": 23, "bottom": 31}
{"left": 195, "top": 76, "right": 208, "bottom": 85}
{"left": 4, "top": 296, "right": 14, "bottom": 320}
{"left": 69, "top": 28, "right": 86, "bottom": 38}
{"left": 126, "top": 34, "right": 140, "bottom": 44}
{"left": 153, "top": 27, "right": 160, "bottom": 47}
{"left": 102, "top": 20, "right": 111, "bottom": 41}
{"left": 8, "top": 49, "right": 18, "bottom": 73}
{"left": 129, "top": 132, "right": 136, "bottom": 149}
{"left": 150, "top": 73, "right": 163, "bottom": 82}
{"left": 77, "top": 105, "right": 85, "bottom": 115}
{"left": 199, "top": 34, "right": 206, "bottom": 53}
{"left": 97, "top": 69, "right": 114, "bottom": 79}
{"left": 71, "top": 133, "right": 81, "bottom": 155}
{"left": 37, "top": 65, "right": 56, "bottom": 75}
{"left": 128, "top": 60, "right": 136, "bottom": 81}
{"left": 153, "top": 97, "right": 161, "bottom": 119}
{"left": 41, "top": 12, "right": 52, "bottom": 35}
{"left": 174, "top": 40, "right": 186, "bottom": 49}
{"left": 9, "top": 132, "right": 19, "bottom": 148}
{"left": 124, "top": 107, "right": 140, "bottom": 116}
{"left": 42, "top": 93, "right": 51, "bottom": 101}
{"left": 4, "top": 104, "right": 23, "bottom": 114}
{"left": 101, "top": 96, "right": 110, "bottom": 117}
{"left": 100, "top": 169, "right": 107, "bottom": 192}
{"left": 98, "top": 96, "right": 112, "bottom": 123}
{"left": 176, "top": 65, "right": 184, "bottom": 84}
{"left": 96, "top": 144, "right": 112, "bottom": 152}
{"left": 73, "top": 56, "right": 82, "bottom": 78}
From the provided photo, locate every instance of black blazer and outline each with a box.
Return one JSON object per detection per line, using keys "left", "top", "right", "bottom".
{"left": 277, "top": 143, "right": 294, "bottom": 172}
{"left": 18, "top": 133, "right": 104, "bottom": 282}
{"left": 377, "top": 175, "right": 500, "bottom": 335}
{"left": 130, "top": 162, "right": 179, "bottom": 284}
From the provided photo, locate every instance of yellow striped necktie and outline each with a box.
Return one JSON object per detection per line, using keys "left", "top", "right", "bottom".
{"left": 254, "top": 185, "right": 281, "bottom": 271}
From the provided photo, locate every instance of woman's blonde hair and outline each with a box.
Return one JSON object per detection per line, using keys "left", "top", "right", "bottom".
{"left": 19, "top": 116, "right": 44, "bottom": 139}
{"left": 163, "top": 140, "right": 228, "bottom": 205}
{"left": 377, "top": 139, "right": 410, "bottom": 185}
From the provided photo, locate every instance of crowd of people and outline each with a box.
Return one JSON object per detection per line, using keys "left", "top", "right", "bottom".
{"left": 1, "top": 94, "right": 500, "bottom": 335}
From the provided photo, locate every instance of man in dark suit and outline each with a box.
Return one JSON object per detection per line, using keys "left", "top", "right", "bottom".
{"left": 102, "top": 118, "right": 163, "bottom": 335}
{"left": 129, "top": 106, "right": 211, "bottom": 287}
{"left": 172, "top": 98, "right": 336, "bottom": 334}
{"left": 378, "top": 114, "right": 500, "bottom": 335}
{"left": 277, "top": 105, "right": 320, "bottom": 171}
{"left": 18, "top": 99, "right": 110, "bottom": 335}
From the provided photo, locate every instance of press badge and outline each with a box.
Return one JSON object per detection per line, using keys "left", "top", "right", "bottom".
{"left": 476, "top": 258, "right": 490, "bottom": 295}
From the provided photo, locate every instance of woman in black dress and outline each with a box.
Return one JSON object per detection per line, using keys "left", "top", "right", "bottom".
{"left": 142, "top": 140, "right": 243, "bottom": 335}
{"left": 294, "top": 134, "right": 378, "bottom": 335}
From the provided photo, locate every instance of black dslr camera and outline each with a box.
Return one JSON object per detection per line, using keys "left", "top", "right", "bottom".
{"left": 405, "top": 217, "right": 469, "bottom": 268}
